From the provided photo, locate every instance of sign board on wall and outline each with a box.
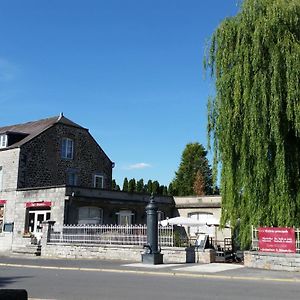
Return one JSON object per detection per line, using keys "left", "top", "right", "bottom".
{"left": 258, "top": 227, "right": 296, "bottom": 253}
{"left": 25, "top": 201, "right": 52, "bottom": 208}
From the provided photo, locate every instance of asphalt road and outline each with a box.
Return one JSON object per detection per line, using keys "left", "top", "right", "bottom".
{"left": 1, "top": 262, "right": 300, "bottom": 300}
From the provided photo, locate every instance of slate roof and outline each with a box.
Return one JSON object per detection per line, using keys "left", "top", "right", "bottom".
{"left": 0, "top": 115, "right": 85, "bottom": 150}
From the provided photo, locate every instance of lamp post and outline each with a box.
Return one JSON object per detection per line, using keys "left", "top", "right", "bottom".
{"left": 141, "top": 195, "right": 163, "bottom": 264}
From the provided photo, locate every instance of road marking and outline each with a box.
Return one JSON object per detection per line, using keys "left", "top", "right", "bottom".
{"left": 173, "top": 263, "right": 244, "bottom": 273}
{"left": 123, "top": 263, "right": 180, "bottom": 269}
{"left": 1, "top": 262, "right": 300, "bottom": 283}
{"left": 29, "top": 298, "right": 57, "bottom": 300}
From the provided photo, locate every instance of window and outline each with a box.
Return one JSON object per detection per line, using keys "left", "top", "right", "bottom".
{"left": 188, "top": 212, "right": 215, "bottom": 236}
{"left": 157, "top": 211, "right": 165, "bottom": 222}
{"left": 61, "top": 138, "right": 74, "bottom": 159}
{"left": 66, "top": 169, "right": 78, "bottom": 186}
{"left": 0, "top": 135, "right": 7, "bottom": 148}
{"left": 116, "top": 210, "right": 134, "bottom": 225}
{"left": 94, "top": 175, "right": 104, "bottom": 189}
{"left": 0, "top": 205, "right": 4, "bottom": 233}
{"left": 78, "top": 206, "right": 103, "bottom": 225}
{"left": 0, "top": 167, "right": 2, "bottom": 191}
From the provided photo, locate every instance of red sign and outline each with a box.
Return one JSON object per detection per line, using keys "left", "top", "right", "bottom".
{"left": 0, "top": 200, "right": 7, "bottom": 204}
{"left": 258, "top": 227, "right": 296, "bottom": 253}
{"left": 25, "top": 201, "right": 52, "bottom": 208}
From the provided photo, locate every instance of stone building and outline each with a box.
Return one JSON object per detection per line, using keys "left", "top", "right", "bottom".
{"left": 174, "top": 196, "right": 231, "bottom": 247}
{"left": 0, "top": 115, "right": 174, "bottom": 252}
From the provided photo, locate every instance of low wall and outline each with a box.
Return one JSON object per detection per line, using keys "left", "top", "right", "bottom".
{"left": 244, "top": 251, "right": 300, "bottom": 272}
{"left": 41, "top": 243, "right": 214, "bottom": 263}
{"left": 0, "top": 233, "right": 13, "bottom": 252}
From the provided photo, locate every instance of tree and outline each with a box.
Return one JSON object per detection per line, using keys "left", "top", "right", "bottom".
{"left": 168, "top": 183, "right": 175, "bottom": 196}
{"left": 128, "top": 178, "right": 136, "bottom": 193}
{"left": 136, "top": 179, "right": 144, "bottom": 193}
{"left": 193, "top": 170, "right": 205, "bottom": 196}
{"left": 111, "top": 179, "right": 120, "bottom": 191}
{"left": 171, "top": 143, "right": 213, "bottom": 196}
{"left": 162, "top": 185, "right": 168, "bottom": 196}
{"left": 146, "top": 180, "right": 153, "bottom": 194}
{"left": 122, "top": 177, "right": 128, "bottom": 192}
{"left": 206, "top": 0, "right": 300, "bottom": 247}
{"left": 112, "top": 179, "right": 117, "bottom": 190}
{"left": 151, "top": 181, "right": 160, "bottom": 195}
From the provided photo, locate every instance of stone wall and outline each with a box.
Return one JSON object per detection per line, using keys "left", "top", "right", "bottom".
{"left": 0, "top": 186, "right": 67, "bottom": 252}
{"left": 41, "top": 243, "right": 214, "bottom": 263}
{"left": 18, "top": 123, "right": 112, "bottom": 189}
{"left": 0, "top": 233, "right": 13, "bottom": 252}
{"left": 244, "top": 251, "right": 300, "bottom": 271}
{"left": 0, "top": 148, "right": 20, "bottom": 191}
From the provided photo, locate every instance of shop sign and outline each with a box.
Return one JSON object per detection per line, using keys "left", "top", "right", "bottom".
{"left": 258, "top": 227, "right": 296, "bottom": 253}
{"left": 25, "top": 201, "right": 52, "bottom": 208}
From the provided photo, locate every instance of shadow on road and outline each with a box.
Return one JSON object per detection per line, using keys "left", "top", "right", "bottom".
{"left": 0, "top": 276, "right": 32, "bottom": 288}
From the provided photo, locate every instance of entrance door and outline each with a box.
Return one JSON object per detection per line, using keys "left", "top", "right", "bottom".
{"left": 28, "top": 210, "right": 51, "bottom": 234}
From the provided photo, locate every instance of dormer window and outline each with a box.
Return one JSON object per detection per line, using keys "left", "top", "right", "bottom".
{"left": 0, "top": 135, "right": 7, "bottom": 148}
{"left": 61, "top": 138, "right": 74, "bottom": 159}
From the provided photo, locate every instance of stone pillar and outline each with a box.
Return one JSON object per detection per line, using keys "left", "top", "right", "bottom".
{"left": 41, "top": 220, "right": 56, "bottom": 249}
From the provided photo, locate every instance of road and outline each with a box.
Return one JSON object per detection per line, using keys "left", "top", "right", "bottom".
{"left": 1, "top": 260, "right": 300, "bottom": 300}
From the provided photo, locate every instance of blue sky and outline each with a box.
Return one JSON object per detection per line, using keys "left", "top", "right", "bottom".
{"left": 0, "top": 0, "right": 240, "bottom": 187}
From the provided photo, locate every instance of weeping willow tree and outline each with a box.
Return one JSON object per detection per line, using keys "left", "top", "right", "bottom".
{"left": 206, "top": 0, "right": 300, "bottom": 248}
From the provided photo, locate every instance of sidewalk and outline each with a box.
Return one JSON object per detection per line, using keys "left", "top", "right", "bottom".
{"left": 1, "top": 255, "right": 300, "bottom": 283}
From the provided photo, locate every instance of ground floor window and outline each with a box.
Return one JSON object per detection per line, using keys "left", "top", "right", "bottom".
{"left": 26, "top": 209, "right": 51, "bottom": 234}
{"left": 157, "top": 211, "right": 165, "bottom": 222}
{"left": 116, "top": 210, "right": 134, "bottom": 225}
{"left": 78, "top": 206, "right": 103, "bottom": 224}
{"left": 0, "top": 205, "right": 4, "bottom": 233}
{"left": 188, "top": 212, "right": 215, "bottom": 237}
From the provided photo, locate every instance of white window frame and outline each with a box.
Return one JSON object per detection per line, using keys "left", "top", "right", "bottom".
{"left": 116, "top": 210, "right": 134, "bottom": 225}
{"left": 93, "top": 175, "right": 104, "bottom": 189}
{"left": 0, "top": 135, "right": 7, "bottom": 149}
{"left": 78, "top": 206, "right": 103, "bottom": 225}
{"left": 0, "top": 166, "right": 3, "bottom": 192}
{"left": 61, "top": 138, "right": 74, "bottom": 159}
{"left": 157, "top": 211, "right": 165, "bottom": 222}
{"left": 0, "top": 205, "right": 4, "bottom": 233}
{"left": 188, "top": 212, "right": 214, "bottom": 237}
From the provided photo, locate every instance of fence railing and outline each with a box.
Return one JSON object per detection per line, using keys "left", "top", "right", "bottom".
{"left": 49, "top": 224, "right": 174, "bottom": 247}
{"left": 251, "top": 226, "right": 300, "bottom": 253}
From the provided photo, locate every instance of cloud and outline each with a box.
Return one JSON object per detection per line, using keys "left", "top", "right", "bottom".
{"left": 125, "top": 163, "right": 152, "bottom": 170}
{"left": 0, "top": 58, "right": 18, "bottom": 81}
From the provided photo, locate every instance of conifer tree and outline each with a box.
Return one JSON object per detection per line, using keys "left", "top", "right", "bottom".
{"left": 122, "top": 177, "right": 129, "bottom": 192}
{"left": 128, "top": 178, "right": 136, "bottom": 193}
{"left": 152, "top": 181, "right": 160, "bottom": 195}
{"left": 136, "top": 179, "right": 144, "bottom": 193}
{"left": 146, "top": 180, "right": 153, "bottom": 194}
{"left": 171, "top": 143, "right": 213, "bottom": 196}
{"left": 193, "top": 170, "right": 205, "bottom": 196}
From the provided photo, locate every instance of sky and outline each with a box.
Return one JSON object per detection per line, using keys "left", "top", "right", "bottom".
{"left": 0, "top": 0, "right": 240, "bottom": 187}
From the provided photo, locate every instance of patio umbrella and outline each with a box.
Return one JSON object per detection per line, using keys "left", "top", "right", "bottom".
{"left": 160, "top": 216, "right": 207, "bottom": 227}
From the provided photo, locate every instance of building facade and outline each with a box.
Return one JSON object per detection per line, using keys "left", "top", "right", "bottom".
{"left": 0, "top": 115, "right": 174, "bottom": 252}
{"left": 174, "top": 196, "right": 231, "bottom": 247}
